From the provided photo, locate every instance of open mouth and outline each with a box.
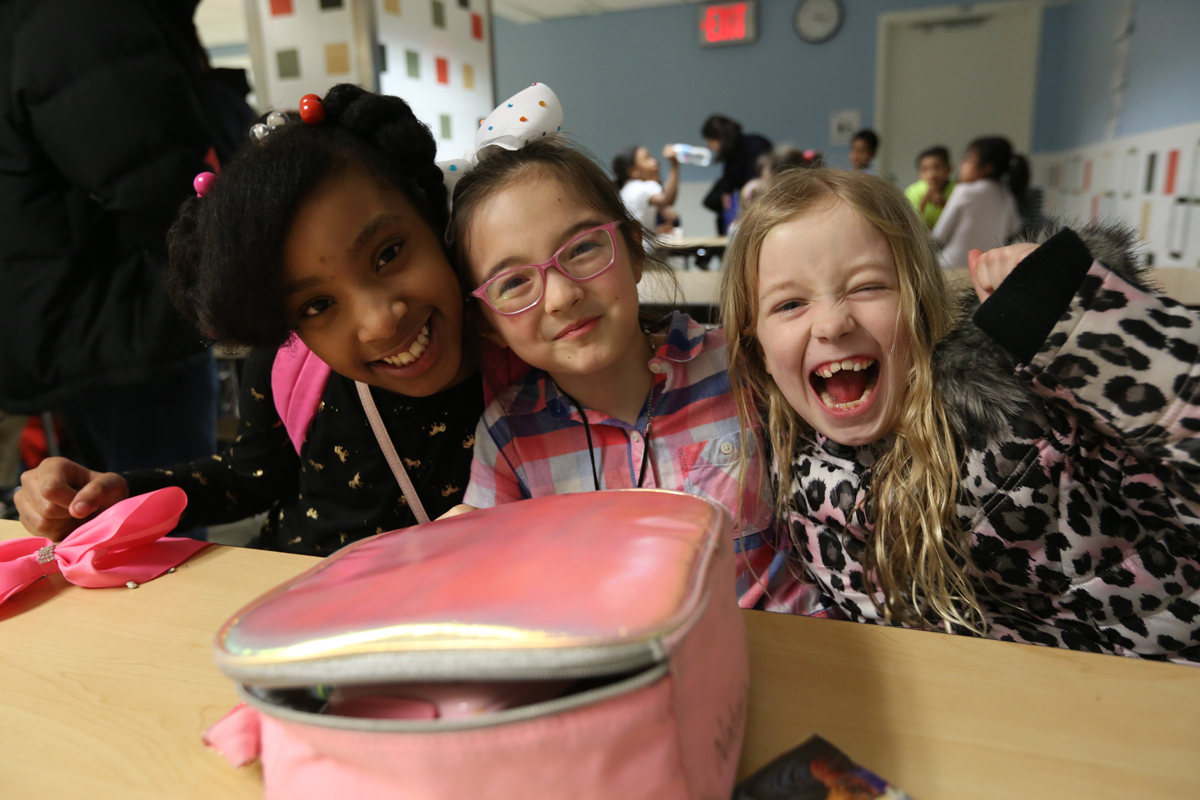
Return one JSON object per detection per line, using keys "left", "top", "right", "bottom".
{"left": 809, "top": 357, "right": 879, "bottom": 411}
{"left": 378, "top": 319, "right": 431, "bottom": 367}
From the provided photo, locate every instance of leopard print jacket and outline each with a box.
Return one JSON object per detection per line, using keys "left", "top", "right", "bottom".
{"left": 783, "top": 226, "right": 1200, "bottom": 664}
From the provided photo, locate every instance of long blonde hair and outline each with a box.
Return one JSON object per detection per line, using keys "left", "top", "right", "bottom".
{"left": 722, "top": 169, "right": 982, "bottom": 632}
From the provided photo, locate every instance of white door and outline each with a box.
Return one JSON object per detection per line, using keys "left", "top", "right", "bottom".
{"left": 875, "top": 2, "right": 1042, "bottom": 188}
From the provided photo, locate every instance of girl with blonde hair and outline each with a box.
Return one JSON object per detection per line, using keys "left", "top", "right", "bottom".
{"left": 722, "top": 167, "right": 1200, "bottom": 663}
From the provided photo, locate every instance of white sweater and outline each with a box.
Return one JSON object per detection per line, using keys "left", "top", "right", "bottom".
{"left": 933, "top": 179, "right": 1020, "bottom": 269}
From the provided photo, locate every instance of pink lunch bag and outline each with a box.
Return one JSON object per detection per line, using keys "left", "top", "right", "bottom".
{"left": 205, "top": 490, "right": 750, "bottom": 799}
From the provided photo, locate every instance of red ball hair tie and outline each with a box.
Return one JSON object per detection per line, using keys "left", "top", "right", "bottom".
{"left": 299, "top": 94, "right": 325, "bottom": 126}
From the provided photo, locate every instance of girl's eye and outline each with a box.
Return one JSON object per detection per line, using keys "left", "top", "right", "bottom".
{"left": 853, "top": 284, "right": 888, "bottom": 295}
{"left": 773, "top": 300, "right": 805, "bottom": 314}
{"left": 377, "top": 240, "right": 405, "bottom": 270}
{"left": 498, "top": 274, "right": 530, "bottom": 296}
{"left": 566, "top": 239, "right": 600, "bottom": 261}
{"left": 301, "top": 298, "right": 333, "bottom": 318}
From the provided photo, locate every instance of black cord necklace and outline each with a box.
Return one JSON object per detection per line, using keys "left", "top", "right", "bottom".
{"left": 558, "top": 382, "right": 656, "bottom": 491}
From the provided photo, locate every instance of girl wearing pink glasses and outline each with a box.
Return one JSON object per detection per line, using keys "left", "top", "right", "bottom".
{"left": 445, "top": 138, "right": 816, "bottom": 614}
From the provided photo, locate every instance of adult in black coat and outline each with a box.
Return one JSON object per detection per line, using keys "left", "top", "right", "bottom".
{"left": 0, "top": 0, "right": 253, "bottom": 474}
{"left": 701, "top": 115, "right": 772, "bottom": 235}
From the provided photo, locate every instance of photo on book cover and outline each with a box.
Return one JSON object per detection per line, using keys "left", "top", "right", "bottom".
{"left": 734, "top": 735, "right": 912, "bottom": 800}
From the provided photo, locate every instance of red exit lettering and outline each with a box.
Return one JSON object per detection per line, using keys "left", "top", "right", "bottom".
{"left": 701, "top": 3, "right": 748, "bottom": 43}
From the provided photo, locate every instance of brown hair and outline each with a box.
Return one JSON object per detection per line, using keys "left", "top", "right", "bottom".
{"left": 721, "top": 168, "right": 982, "bottom": 632}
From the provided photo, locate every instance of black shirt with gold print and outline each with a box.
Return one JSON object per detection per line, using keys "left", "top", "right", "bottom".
{"left": 125, "top": 349, "right": 483, "bottom": 556}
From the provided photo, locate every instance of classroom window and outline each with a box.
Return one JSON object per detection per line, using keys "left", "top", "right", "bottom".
{"left": 406, "top": 49, "right": 420, "bottom": 79}
{"left": 431, "top": 0, "right": 445, "bottom": 28}
{"left": 440, "top": 114, "right": 452, "bottom": 140}
{"left": 471, "top": 13, "right": 484, "bottom": 40}
{"left": 383, "top": 0, "right": 400, "bottom": 13}
{"left": 276, "top": 48, "right": 300, "bottom": 79}
{"left": 325, "top": 42, "right": 350, "bottom": 75}
{"left": 436, "top": 57, "right": 449, "bottom": 85}
{"left": 270, "top": 0, "right": 293, "bottom": 15}
{"left": 319, "top": 0, "right": 343, "bottom": 8}
{"left": 462, "top": 63, "right": 474, "bottom": 90}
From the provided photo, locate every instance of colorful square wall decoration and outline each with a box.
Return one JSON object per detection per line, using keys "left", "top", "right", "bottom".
{"left": 436, "top": 57, "right": 449, "bottom": 85}
{"left": 432, "top": 0, "right": 445, "bottom": 28}
{"left": 276, "top": 48, "right": 300, "bottom": 79}
{"left": 325, "top": 42, "right": 351, "bottom": 75}
{"left": 406, "top": 49, "right": 420, "bottom": 78}
{"left": 463, "top": 63, "right": 474, "bottom": 90}
{"left": 383, "top": 0, "right": 400, "bottom": 13}
{"left": 319, "top": 0, "right": 343, "bottom": 8}
{"left": 440, "top": 114, "right": 452, "bottom": 139}
{"left": 471, "top": 13, "right": 483, "bottom": 40}
{"left": 269, "top": 0, "right": 293, "bottom": 15}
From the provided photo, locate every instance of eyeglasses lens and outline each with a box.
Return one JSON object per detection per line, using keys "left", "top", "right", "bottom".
{"left": 485, "top": 228, "right": 615, "bottom": 313}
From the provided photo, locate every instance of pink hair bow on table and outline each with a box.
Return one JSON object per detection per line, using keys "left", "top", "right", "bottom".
{"left": 437, "top": 82, "right": 563, "bottom": 194}
{"left": 0, "top": 487, "right": 208, "bottom": 606}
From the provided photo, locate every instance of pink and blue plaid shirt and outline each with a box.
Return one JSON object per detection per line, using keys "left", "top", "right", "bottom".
{"left": 465, "top": 313, "right": 811, "bottom": 613}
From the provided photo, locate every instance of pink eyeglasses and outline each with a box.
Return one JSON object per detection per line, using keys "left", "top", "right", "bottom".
{"left": 471, "top": 222, "right": 620, "bottom": 316}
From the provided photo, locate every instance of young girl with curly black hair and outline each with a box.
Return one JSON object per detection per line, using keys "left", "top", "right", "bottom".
{"left": 723, "top": 167, "right": 1200, "bottom": 663}
{"left": 16, "top": 84, "right": 483, "bottom": 556}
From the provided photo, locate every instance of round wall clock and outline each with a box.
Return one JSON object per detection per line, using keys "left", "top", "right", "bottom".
{"left": 794, "top": 0, "right": 844, "bottom": 44}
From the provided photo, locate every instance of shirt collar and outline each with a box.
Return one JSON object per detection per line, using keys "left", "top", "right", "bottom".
{"left": 652, "top": 311, "right": 707, "bottom": 364}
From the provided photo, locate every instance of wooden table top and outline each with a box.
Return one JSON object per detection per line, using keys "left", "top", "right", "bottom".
{"left": 656, "top": 236, "right": 729, "bottom": 252}
{"left": 2, "top": 518, "right": 1198, "bottom": 799}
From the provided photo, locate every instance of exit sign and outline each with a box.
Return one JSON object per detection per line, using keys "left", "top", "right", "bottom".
{"left": 698, "top": 1, "right": 758, "bottom": 47}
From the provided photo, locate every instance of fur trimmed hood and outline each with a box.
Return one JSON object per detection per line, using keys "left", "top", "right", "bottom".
{"left": 933, "top": 221, "right": 1151, "bottom": 449}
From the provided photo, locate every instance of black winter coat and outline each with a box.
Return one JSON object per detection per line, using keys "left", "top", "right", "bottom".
{"left": 0, "top": 0, "right": 246, "bottom": 413}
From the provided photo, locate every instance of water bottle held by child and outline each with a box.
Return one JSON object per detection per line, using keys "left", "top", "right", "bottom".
{"left": 672, "top": 144, "right": 713, "bottom": 167}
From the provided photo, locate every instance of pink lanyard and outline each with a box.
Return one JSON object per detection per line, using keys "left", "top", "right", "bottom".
{"left": 355, "top": 381, "right": 430, "bottom": 525}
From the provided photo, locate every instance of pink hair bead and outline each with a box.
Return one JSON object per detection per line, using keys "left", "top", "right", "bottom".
{"left": 194, "top": 172, "right": 215, "bottom": 197}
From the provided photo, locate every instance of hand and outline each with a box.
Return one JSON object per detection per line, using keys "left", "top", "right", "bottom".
{"left": 923, "top": 185, "right": 946, "bottom": 208}
{"left": 14, "top": 457, "right": 129, "bottom": 541}
{"left": 968, "top": 243, "right": 1039, "bottom": 304}
{"left": 436, "top": 504, "right": 477, "bottom": 521}
{"left": 662, "top": 144, "right": 678, "bottom": 164}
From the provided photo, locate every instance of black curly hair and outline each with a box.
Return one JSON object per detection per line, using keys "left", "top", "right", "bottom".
{"left": 165, "top": 83, "right": 449, "bottom": 347}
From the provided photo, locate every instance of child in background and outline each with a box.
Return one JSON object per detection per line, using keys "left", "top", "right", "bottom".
{"left": 903, "top": 146, "right": 954, "bottom": 229}
{"left": 848, "top": 129, "right": 878, "bottom": 172}
{"left": 741, "top": 146, "right": 815, "bottom": 210}
{"left": 722, "top": 167, "right": 1200, "bottom": 663}
{"left": 446, "top": 137, "right": 809, "bottom": 613}
{"left": 933, "top": 136, "right": 1025, "bottom": 268}
{"left": 16, "top": 84, "right": 483, "bottom": 556}
{"left": 612, "top": 144, "right": 680, "bottom": 237}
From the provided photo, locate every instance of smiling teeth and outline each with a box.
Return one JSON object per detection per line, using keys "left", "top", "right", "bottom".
{"left": 816, "top": 359, "right": 875, "bottom": 379}
{"left": 381, "top": 324, "right": 430, "bottom": 366}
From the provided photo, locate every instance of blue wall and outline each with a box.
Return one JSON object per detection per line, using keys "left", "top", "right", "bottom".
{"left": 495, "top": 0, "right": 1200, "bottom": 172}
{"left": 495, "top": 0, "right": 960, "bottom": 182}
{"left": 1034, "top": 0, "right": 1200, "bottom": 152}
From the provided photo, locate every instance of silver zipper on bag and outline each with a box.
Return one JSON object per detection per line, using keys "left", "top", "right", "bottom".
{"left": 220, "top": 637, "right": 670, "bottom": 688}
{"left": 236, "top": 661, "right": 671, "bottom": 733}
